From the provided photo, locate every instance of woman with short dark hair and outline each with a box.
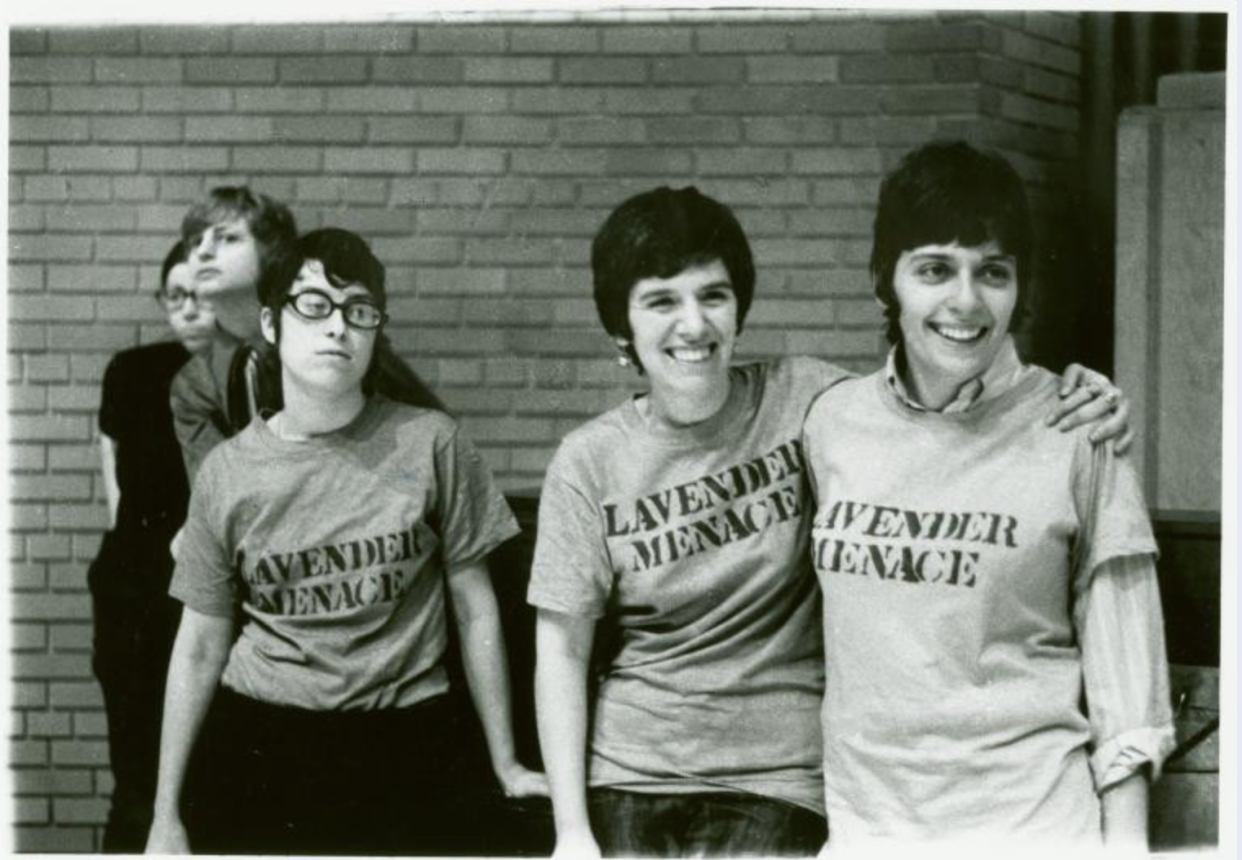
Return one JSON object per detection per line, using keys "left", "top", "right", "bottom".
{"left": 804, "top": 141, "right": 1174, "bottom": 848}
{"left": 146, "top": 228, "right": 545, "bottom": 855}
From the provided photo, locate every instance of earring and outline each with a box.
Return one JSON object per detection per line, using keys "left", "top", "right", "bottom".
{"left": 617, "top": 352, "right": 632, "bottom": 368}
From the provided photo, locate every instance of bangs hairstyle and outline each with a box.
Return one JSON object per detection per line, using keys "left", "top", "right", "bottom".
{"left": 870, "top": 141, "right": 1033, "bottom": 345}
{"left": 591, "top": 186, "right": 755, "bottom": 368}
{"left": 180, "top": 186, "right": 298, "bottom": 301}
{"left": 256, "top": 226, "right": 444, "bottom": 413}
{"left": 259, "top": 227, "right": 387, "bottom": 312}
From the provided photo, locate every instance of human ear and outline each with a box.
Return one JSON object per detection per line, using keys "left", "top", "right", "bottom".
{"left": 260, "top": 306, "right": 277, "bottom": 346}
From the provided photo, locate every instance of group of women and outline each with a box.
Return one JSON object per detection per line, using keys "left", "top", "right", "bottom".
{"left": 89, "top": 139, "right": 1173, "bottom": 857}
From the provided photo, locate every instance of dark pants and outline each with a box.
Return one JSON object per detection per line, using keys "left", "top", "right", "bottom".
{"left": 589, "top": 788, "right": 827, "bottom": 857}
{"left": 183, "top": 687, "right": 470, "bottom": 855}
{"left": 90, "top": 560, "right": 181, "bottom": 854}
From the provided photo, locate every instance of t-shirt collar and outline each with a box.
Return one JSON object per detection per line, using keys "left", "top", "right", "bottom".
{"left": 885, "top": 335, "right": 1023, "bottom": 414}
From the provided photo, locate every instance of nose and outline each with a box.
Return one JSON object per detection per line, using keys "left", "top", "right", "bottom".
{"left": 322, "top": 305, "right": 348, "bottom": 338}
{"left": 181, "top": 294, "right": 201, "bottom": 319}
{"left": 675, "top": 298, "right": 708, "bottom": 339}
{"left": 946, "top": 273, "right": 984, "bottom": 314}
{"left": 191, "top": 231, "right": 216, "bottom": 260}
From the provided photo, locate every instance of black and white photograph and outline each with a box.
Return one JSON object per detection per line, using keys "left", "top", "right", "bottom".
{"left": 5, "top": 2, "right": 1235, "bottom": 856}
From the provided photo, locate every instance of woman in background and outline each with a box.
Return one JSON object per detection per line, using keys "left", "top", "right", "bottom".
{"left": 88, "top": 241, "right": 223, "bottom": 852}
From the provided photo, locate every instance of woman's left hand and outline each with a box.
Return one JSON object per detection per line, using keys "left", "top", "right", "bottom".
{"left": 1047, "top": 364, "right": 1133, "bottom": 454}
{"left": 496, "top": 763, "right": 550, "bottom": 799}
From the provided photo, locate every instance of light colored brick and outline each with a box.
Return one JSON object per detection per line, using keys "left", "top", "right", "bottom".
{"left": 49, "top": 86, "right": 141, "bottom": 113}
{"left": 324, "top": 147, "right": 414, "bottom": 175}
{"left": 10, "top": 116, "right": 91, "bottom": 142}
{"left": 10, "top": 145, "right": 48, "bottom": 172}
{"left": 510, "top": 26, "right": 599, "bottom": 54}
{"left": 560, "top": 57, "right": 646, "bottom": 85}
{"left": 15, "top": 798, "right": 50, "bottom": 825}
{"left": 140, "top": 146, "right": 230, "bottom": 173}
{"left": 233, "top": 25, "right": 323, "bottom": 53}
{"left": 48, "top": 27, "right": 138, "bottom": 55}
{"left": 140, "top": 26, "right": 232, "bottom": 55}
{"left": 50, "top": 623, "right": 93, "bottom": 651}
{"left": 652, "top": 57, "right": 745, "bottom": 84}
{"left": 279, "top": 56, "right": 368, "bottom": 84}
{"left": 14, "top": 824, "right": 96, "bottom": 853}
{"left": 26, "top": 712, "right": 73, "bottom": 738}
{"left": 49, "top": 681, "right": 105, "bottom": 708}
{"left": 420, "top": 87, "right": 509, "bottom": 114}
{"left": 463, "top": 116, "right": 553, "bottom": 145}
{"left": 323, "top": 24, "right": 414, "bottom": 53}
{"left": 142, "top": 86, "right": 233, "bottom": 113}
{"left": 11, "top": 57, "right": 93, "bottom": 84}
{"left": 185, "top": 115, "right": 273, "bottom": 142}
{"left": 697, "top": 24, "right": 790, "bottom": 53}
{"left": 231, "top": 147, "right": 322, "bottom": 173}
{"left": 185, "top": 57, "right": 277, "bottom": 84}
{"left": 13, "top": 767, "right": 93, "bottom": 796}
{"left": 368, "top": 116, "right": 459, "bottom": 144}
{"left": 417, "top": 25, "right": 508, "bottom": 54}
{"left": 53, "top": 796, "right": 110, "bottom": 824}
{"left": 465, "top": 57, "right": 554, "bottom": 84}
{"left": 95, "top": 57, "right": 182, "bottom": 83}
{"left": 326, "top": 87, "right": 418, "bottom": 114}
{"left": 601, "top": 25, "right": 692, "bottom": 54}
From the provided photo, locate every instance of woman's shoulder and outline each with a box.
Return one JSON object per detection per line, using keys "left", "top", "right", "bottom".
{"left": 107, "top": 340, "right": 191, "bottom": 382}
{"left": 742, "top": 356, "right": 856, "bottom": 403}
{"left": 371, "top": 395, "right": 459, "bottom": 439}
{"left": 804, "top": 368, "right": 881, "bottom": 427}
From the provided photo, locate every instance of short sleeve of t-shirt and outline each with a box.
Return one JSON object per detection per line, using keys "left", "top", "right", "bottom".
{"left": 432, "top": 424, "right": 520, "bottom": 572}
{"left": 99, "top": 354, "right": 124, "bottom": 440}
{"left": 169, "top": 453, "right": 240, "bottom": 617}
{"left": 527, "top": 442, "right": 614, "bottom": 619}
{"left": 1071, "top": 435, "right": 1158, "bottom": 585}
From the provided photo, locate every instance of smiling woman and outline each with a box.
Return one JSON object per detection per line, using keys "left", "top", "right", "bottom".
{"left": 802, "top": 141, "right": 1175, "bottom": 849}
{"left": 145, "top": 227, "right": 548, "bottom": 855}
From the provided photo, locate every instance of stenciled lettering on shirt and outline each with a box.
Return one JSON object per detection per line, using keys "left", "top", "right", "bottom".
{"left": 237, "top": 522, "right": 438, "bottom": 616}
{"left": 812, "top": 500, "right": 1020, "bottom": 588}
{"left": 601, "top": 439, "right": 806, "bottom": 573}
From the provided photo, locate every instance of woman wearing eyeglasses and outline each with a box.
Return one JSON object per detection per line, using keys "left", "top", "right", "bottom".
{"left": 88, "top": 241, "right": 222, "bottom": 853}
{"left": 145, "top": 229, "right": 546, "bottom": 856}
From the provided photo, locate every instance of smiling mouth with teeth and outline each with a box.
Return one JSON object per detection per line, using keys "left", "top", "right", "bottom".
{"left": 668, "top": 345, "right": 716, "bottom": 363}
{"left": 930, "top": 323, "right": 987, "bottom": 344}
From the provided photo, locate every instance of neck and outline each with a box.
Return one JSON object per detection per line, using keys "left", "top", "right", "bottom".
{"left": 645, "top": 376, "right": 732, "bottom": 428}
{"left": 901, "top": 368, "right": 961, "bottom": 412}
{"left": 276, "top": 377, "right": 367, "bottom": 439}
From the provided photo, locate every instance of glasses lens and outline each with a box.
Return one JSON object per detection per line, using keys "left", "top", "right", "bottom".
{"left": 345, "top": 303, "right": 383, "bottom": 329}
{"left": 161, "top": 288, "right": 187, "bottom": 309}
{"left": 291, "top": 291, "right": 333, "bottom": 319}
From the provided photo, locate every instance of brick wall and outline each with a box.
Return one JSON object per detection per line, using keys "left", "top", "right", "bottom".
{"left": 8, "top": 11, "right": 1084, "bottom": 852}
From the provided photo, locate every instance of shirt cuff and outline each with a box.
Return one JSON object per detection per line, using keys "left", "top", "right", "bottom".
{"left": 1091, "top": 723, "right": 1178, "bottom": 791}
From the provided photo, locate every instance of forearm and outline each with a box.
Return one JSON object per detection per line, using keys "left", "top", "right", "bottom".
{"left": 535, "top": 616, "right": 594, "bottom": 840}
{"left": 1101, "top": 770, "right": 1149, "bottom": 847}
{"left": 151, "top": 617, "right": 231, "bottom": 822}
{"left": 99, "top": 436, "right": 119, "bottom": 530}
{"left": 454, "top": 595, "right": 522, "bottom": 780}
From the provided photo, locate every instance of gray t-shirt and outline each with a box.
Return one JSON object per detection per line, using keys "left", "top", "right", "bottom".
{"left": 172, "top": 395, "right": 519, "bottom": 711}
{"left": 528, "top": 357, "right": 851, "bottom": 815}
{"left": 804, "top": 364, "right": 1159, "bottom": 843}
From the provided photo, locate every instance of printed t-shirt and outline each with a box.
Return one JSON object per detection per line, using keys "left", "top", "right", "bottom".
{"left": 528, "top": 357, "right": 851, "bottom": 815}
{"left": 171, "top": 395, "right": 519, "bottom": 711}
{"left": 803, "top": 362, "right": 1159, "bottom": 844}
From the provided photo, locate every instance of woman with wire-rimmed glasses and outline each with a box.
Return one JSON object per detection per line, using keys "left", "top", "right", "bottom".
{"left": 146, "top": 228, "right": 546, "bottom": 855}
{"left": 89, "top": 240, "right": 223, "bottom": 852}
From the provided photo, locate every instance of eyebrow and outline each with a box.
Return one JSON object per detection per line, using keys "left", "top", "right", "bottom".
{"left": 633, "top": 280, "right": 733, "bottom": 299}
